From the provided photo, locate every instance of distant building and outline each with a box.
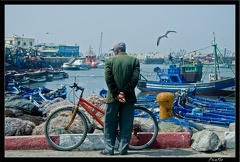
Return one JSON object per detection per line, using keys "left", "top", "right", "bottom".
{"left": 58, "top": 45, "right": 80, "bottom": 57}
{"left": 5, "top": 35, "right": 80, "bottom": 57}
{"left": 36, "top": 43, "right": 80, "bottom": 57}
{"left": 5, "top": 34, "right": 35, "bottom": 50}
{"left": 36, "top": 43, "right": 61, "bottom": 57}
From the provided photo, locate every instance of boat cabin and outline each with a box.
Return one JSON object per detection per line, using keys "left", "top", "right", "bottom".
{"left": 157, "top": 61, "right": 203, "bottom": 83}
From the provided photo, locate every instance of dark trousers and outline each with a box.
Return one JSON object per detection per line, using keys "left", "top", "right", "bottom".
{"left": 103, "top": 102, "right": 135, "bottom": 154}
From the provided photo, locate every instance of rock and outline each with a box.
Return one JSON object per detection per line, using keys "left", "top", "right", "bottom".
{"left": 229, "top": 123, "right": 235, "bottom": 132}
{"left": 159, "top": 121, "right": 188, "bottom": 132}
{"left": 32, "top": 122, "right": 45, "bottom": 135}
{"left": 191, "top": 130, "right": 222, "bottom": 152}
{"left": 224, "top": 132, "right": 235, "bottom": 149}
{"left": 5, "top": 117, "right": 36, "bottom": 136}
{"left": 5, "top": 108, "right": 16, "bottom": 117}
{"left": 41, "top": 98, "right": 74, "bottom": 116}
{"left": 17, "top": 114, "right": 46, "bottom": 126}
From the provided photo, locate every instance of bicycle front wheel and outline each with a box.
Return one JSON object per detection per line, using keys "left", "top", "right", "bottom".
{"left": 129, "top": 106, "right": 159, "bottom": 150}
{"left": 44, "top": 106, "right": 88, "bottom": 151}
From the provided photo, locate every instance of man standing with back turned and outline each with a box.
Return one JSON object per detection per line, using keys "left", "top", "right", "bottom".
{"left": 101, "top": 42, "right": 140, "bottom": 156}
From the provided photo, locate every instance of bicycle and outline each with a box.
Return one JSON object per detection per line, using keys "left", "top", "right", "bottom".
{"left": 44, "top": 81, "right": 159, "bottom": 151}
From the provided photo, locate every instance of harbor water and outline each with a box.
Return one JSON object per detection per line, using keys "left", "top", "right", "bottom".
{"left": 24, "top": 63, "right": 236, "bottom": 103}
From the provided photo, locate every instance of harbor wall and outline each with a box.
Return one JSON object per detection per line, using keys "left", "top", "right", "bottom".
{"left": 43, "top": 57, "right": 70, "bottom": 68}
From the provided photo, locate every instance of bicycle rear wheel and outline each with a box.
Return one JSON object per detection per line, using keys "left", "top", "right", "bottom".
{"left": 44, "top": 106, "right": 88, "bottom": 151}
{"left": 128, "top": 106, "right": 159, "bottom": 150}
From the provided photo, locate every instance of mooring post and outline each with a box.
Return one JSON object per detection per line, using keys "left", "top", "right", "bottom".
{"left": 156, "top": 92, "right": 175, "bottom": 119}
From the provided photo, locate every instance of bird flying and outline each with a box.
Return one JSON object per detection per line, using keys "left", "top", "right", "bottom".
{"left": 157, "top": 30, "right": 177, "bottom": 46}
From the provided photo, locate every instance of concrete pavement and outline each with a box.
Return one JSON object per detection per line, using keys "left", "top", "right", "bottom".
{"left": 4, "top": 132, "right": 191, "bottom": 150}
{"left": 4, "top": 148, "right": 236, "bottom": 158}
{"left": 4, "top": 122, "right": 237, "bottom": 160}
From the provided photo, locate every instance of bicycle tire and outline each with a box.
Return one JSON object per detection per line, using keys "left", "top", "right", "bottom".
{"left": 128, "top": 106, "right": 159, "bottom": 150}
{"left": 44, "top": 106, "right": 88, "bottom": 151}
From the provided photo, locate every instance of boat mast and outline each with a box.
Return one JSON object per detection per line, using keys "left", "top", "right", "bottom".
{"left": 212, "top": 32, "right": 218, "bottom": 77}
{"left": 98, "top": 32, "right": 103, "bottom": 59}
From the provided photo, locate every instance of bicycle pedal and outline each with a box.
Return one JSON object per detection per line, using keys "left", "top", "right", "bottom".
{"left": 95, "top": 127, "right": 103, "bottom": 131}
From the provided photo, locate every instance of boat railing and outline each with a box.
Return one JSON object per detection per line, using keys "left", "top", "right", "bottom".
{"left": 66, "top": 57, "right": 76, "bottom": 64}
{"left": 159, "top": 68, "right": 180, "bottom": 74}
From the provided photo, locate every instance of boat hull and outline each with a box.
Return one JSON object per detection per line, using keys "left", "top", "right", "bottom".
{"left": 29, "top": 77, "right": 47, "bottom": 82}
{"left": 62, "top": 64, "right": 90, "bottom": 70}
{"left": 18, "top": 79, "right": 30, "bottom": 84}
{"left": 137, "top": 77, "right": 235, "bottom": 96}
{"left": 142, "top": 57, "right": 165, "bottom": 64}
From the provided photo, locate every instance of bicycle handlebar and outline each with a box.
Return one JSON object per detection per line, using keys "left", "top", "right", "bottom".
{"left": 69, "top": 83, "right": 84, "bottom": 92}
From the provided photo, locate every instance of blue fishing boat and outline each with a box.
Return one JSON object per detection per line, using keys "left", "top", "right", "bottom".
{"left": 136, "top": 87, "right": 235, "bottom": 109}
{"left": 137, "top": 34, "right": 235, "bottom": 96}
{"left": 29, "top": 76, "right": 47, "bottom": 82}
{"left": 5, "top": 85, "right": 20, "bottom": 94}
{"left": 5, "top": 84, "right": 67, "bottom": 104}
{"left": 173, "top": 103, "right": 235, "bottom": 126}
{"left": 186, "top": 96, "right": 235, "bottom": 110}
{"left": 41, "top": 85, "right": 67, "bottom": 100}
{"left": 99, "top": 87, "right": 235, "bottom": 127}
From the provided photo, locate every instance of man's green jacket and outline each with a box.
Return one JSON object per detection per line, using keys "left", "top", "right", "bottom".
{"left": 104, "top": 52, "right": 140, "bottom": 103}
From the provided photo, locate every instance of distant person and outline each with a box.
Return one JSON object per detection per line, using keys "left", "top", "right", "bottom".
{"left": 101, "top": 42, "right": 140, "bottom": 156}
{"left": 168, "top": 53, "right": 174, "bottom": 64}
{"left": 178, "top": 88, "right": 187, "bottom": 107}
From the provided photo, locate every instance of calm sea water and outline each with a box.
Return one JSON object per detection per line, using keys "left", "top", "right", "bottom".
{"left": 26, "top": 63, "right": 236, "bottom": 102}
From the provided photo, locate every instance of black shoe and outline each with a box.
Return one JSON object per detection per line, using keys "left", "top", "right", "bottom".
{"left": 119, "top": 152, "right": 128, "bottom": 155}
{"left": 100, "top": 150, "right": 114, "bottom": 156}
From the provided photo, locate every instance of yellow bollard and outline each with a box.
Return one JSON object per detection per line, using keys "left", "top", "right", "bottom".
{"left": 156, "top": 92, "right": 175, "bottom": 119}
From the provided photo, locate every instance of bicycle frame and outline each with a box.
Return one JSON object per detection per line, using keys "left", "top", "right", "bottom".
{"left": 66, "top": 82, "right": 105, "bottom": 129}
{"left": 77, "top": 97, "right": 105, "bottom": 127}
{"left": 45, "top": 82, "right": 159, "bottom": 151}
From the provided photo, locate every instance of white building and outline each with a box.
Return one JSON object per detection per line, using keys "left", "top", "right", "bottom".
{"left": 5, "top": 34, "right": 35, "bottom": 49}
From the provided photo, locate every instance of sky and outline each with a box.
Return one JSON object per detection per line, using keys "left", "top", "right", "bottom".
{"left": 4, "top": 3, "right": 237, "bottom": 56}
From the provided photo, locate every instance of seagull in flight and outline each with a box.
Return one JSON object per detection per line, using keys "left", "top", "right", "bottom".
{"left": 157, "top": 30, "right": 177, "bottom": 46}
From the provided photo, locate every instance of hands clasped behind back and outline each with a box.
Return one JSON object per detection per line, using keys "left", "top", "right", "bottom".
{"left": 115, "top": 92, "right": 126, "bottom": 103}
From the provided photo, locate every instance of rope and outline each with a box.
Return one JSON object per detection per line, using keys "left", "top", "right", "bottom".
{"left": 223, "top": 92, "right": 236, "bottom": 99}
{"left": 194, "top": 91, "right": 235, "bottom": 100}
{"left": 183, "top": 46, "right": 212, "bottom": 56}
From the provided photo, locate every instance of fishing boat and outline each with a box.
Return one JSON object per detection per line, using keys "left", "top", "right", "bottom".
{"left": 203, "top": 61, "right": 231, "bottom": 68}
{"left": 142, "top": 56, "right": 165, "bottom": 64}
{"left": 85, "top": 45, "right": 98, "bottom": 68}
{"left": 29, "top": 76, "right": 47, "bottom": 82}
{"left": 137, "top": 34, "right": 235, "bottom": 96}
{"left": 51, "top": 72, "right": 64, "bottom": 80}
{"left": 5, "top": 71, "right": 30, "bottom": 85}
{"left": 44, "top": 65, "right": 69, "bottom": 79}
{"left": 5, "top": 85, "right": 20, "bottom": 94}
{"left": 172, "top": 89, "right": 235, "bottom": 127}
{"left": 134, "top": 87, "right": 235, "bottom": 126}
{"left": 42, "top": 85, "right": 67, "bottom": 100}
{"left": 17, "top": 76, "right": 30, "bottom": 84}
{"left": 62, "top": 57, "right": 90, "bottom": 70}
{"left": 6, "top": 84, "right": 67, "bottom": 104}
{"left": 45, "top": 74, "right": 53, "bottom": 81}
{"left": 97, "top": 60, "right": 105, "bottom": 68}
{"left": 173, "top": 103, "right": 235, "bottom": 126}
{"left": 203, "top": 48, "right": 235, "bottom": 69}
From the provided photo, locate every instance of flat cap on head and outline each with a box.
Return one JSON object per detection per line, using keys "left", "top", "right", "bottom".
{"left": 110, "top": 42, "right": 126, "bottom": 51}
